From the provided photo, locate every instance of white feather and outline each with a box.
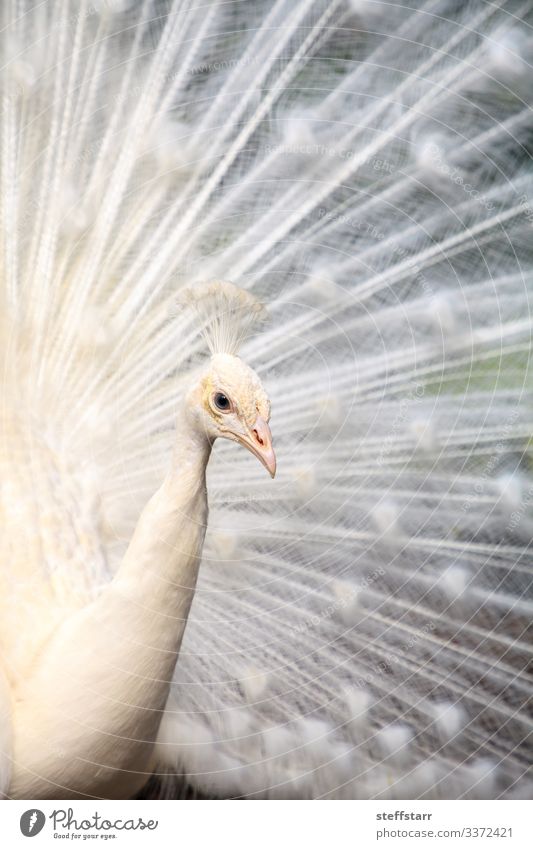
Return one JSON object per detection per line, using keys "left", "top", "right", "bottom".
{"left": 0, "top": 0, "right": 531, "bottom": 801}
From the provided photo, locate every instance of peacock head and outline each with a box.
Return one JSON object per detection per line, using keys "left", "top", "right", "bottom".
{"left": 179, "top": 281, "right": 276, "bottom": 478}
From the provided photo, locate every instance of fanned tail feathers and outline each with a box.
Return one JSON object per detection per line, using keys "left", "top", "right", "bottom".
{"left": 0, "top": 0, "right": 532, "bottom": 799}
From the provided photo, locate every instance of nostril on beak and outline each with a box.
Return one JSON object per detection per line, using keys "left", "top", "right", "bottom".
{"left": 253, "top": 428, "right": 264, "bottom": 446}
{"left": 248, "top": 416, "right": 276, "bottom": 477}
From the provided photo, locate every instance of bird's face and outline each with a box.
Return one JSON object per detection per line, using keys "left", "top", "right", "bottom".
{"left": 191, "top": 353, "right": 276, "bottom": 477}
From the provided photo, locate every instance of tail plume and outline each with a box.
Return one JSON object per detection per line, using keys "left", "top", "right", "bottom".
{"left": 1, "top": 0, "right": 532, "bottom": 799}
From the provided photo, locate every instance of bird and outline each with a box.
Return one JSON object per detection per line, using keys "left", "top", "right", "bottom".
{"left": 5, "top": 281, "right": 276, "bottom": 799}
{"left": 0, "top": 0, "right": 532, "bottom": 800}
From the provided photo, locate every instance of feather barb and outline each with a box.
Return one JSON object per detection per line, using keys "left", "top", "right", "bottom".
{"left": 176, "top": 280, "right": 267, "bottom": 355}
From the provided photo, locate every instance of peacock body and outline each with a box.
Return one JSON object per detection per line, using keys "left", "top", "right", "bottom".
{"left": 0, "top": 0, "right": 532, "bottom": 799}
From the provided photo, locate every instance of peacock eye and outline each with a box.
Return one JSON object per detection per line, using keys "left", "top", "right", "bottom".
{"left": 213, "top": 392, "right": 232, "bottom": 412}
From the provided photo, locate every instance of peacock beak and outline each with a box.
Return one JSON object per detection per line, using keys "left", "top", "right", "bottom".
{"left": 239, "top": 416, "right": 276, "bottom": 478}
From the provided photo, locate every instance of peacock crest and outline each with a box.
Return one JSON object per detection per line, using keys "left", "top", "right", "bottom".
{"left": 176, "top": 280, "right": 268, "bottom": 356}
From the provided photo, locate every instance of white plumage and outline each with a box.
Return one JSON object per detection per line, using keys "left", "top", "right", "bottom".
{"left": 0, "top": 0, "right": 532, "bottom": 799}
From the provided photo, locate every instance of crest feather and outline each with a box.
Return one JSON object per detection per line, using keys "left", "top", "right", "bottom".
{"left": 177, "top": 280, "right": 267, "bottom": 355}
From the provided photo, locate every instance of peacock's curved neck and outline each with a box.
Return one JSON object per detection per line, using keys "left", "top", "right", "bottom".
{"left": 8, "top": 406, "right": 214, "bottom": 799}
{"left": 114, "top": 410, "right": 212, "bottom": 601}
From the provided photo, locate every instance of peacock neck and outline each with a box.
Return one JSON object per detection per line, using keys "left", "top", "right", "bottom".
{"left": 113, "top": 407, "right": 212, "bottom": 612}
{"left": 9, "top": 405, "right": 215, "bottom": 799}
